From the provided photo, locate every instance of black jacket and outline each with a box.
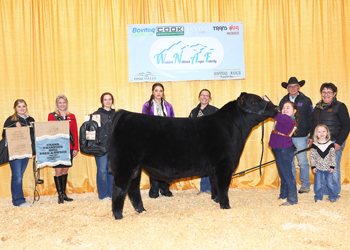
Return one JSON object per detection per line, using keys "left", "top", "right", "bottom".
{"left": 279, "top": 92, "right": 313, "bottom": 137}
{"left": 93, "top": 108, "right": 115, "bottom": 148}
{"left": 310, "top": 98, "right": 350, "bottom": 145}
{"left": 2, "top": 115, "right": 36, "bottom": 154}
{"left": 189, "top": 103, "right": 218, "bottom": 118}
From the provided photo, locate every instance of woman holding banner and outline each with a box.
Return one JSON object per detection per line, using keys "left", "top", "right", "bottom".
{"left": 2, "top": 99, "right": 35, "bottom": 207}
{"left": 93, "top": 92, "right": 115, "bottom": 200}
{"left": 48, "top": 94, "right": 79, "bottom": 204}
{"left": 142, "top": 83, "right": 174, "bottom": 198}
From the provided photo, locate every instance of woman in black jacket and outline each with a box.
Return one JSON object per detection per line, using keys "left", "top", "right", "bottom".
{"left": 189, "top": 89, "right": 218, "bottom": 194}
{"left": 2, "top": 99, "right": 35, "bottom": 207}
{"left": 93, "top": 93, "right": 115, "bottom": 200}
{"left": 309, "top": 83, "right": 350, "bottom": 199}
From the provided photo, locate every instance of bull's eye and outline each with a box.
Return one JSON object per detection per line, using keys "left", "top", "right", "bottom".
{"left": 252, "top": 101, "right": 258, "bottom": 105}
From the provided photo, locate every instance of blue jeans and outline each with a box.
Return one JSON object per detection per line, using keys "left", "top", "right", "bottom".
{"left": 314, "top": 169, "right": 337, "bottom": 201}
{"left": 291, "top": 137, "right": 311, "bottom": 188}
{"left": 272, "top": 147, "right": 298, "bottom": 204}
{"left": 94, "top": 153, "right": 114, "bottom": 199}
{"left": 200, "top": 176, "right": 211, "bottom": 192}
{"left": 9, "top": 158, "right": 29, "bottom": 206}
{"left": 323, "top": 140, "right": 345, "bottom": 198}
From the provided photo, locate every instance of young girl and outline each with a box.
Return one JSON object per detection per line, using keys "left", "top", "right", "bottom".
{"left": 142, "top": 83, "right": 174, "bottom": 198}
{"left": 311, "top": 124, "right": 337, "bottom": 202}
{"left": 263, "top": 96, "right": 298, "bottom": 206}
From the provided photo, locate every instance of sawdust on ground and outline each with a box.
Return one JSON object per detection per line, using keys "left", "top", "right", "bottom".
{"left": 1, "top": 184, "right": 349, "bottom": 250}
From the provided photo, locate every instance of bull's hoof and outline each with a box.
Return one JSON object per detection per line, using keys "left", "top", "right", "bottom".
{"left": 220, "top": 204, "right": 231, "bottom": 209}
{"left": 113, "top": 212, "right": 123, "bottom": 220}
{"left": 213, "top": 197, "right": 220, "bottom": 203}
{"left": 136, "top": 207, "right": 146, "bottom": 214}
{"left": 161, "top": 191, "right": 173, "bottom": 197}
{"left": 149, "top": 190, "right": 159, "bottom": 199}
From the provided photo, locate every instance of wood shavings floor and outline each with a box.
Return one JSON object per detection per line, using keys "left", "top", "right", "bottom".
{"left": 1, "top": 184, "right": 349, "bottom": 249}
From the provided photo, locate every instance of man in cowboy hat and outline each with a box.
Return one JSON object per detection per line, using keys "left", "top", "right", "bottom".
{"left": 279, "top": 77, "right": 313, "bottom": 193}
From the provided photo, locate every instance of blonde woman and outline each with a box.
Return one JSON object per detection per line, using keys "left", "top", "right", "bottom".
{"left": 48, "top": 94, "right": 79, "bottom": 204}
{"left": 2, "top": 99, "right": 35, "bottom": 207}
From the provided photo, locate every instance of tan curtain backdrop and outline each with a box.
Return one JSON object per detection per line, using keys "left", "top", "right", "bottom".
{"left": 1, "top": 0, "right": 349, "bottom": 198}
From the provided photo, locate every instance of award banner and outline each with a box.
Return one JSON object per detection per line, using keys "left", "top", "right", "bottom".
{"left": 6, "top": 127, "right": 32, "bottom": 161}
{"left": 35, "top": 121, "right": 70, "bottom": 168}
{"left": 128, "top": 22, "right": 245, "bottom": 82}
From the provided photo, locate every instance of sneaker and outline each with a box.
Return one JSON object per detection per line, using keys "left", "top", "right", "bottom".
{"left": 315, "top": 200, "right": 321, "bottom": 203}
{"left": 280, "top": 201, "right": 293, "bottom": 206}
{"left": 19, "top": 202, "right": 32, "bottom": 207}
{"left": 298, "top": 187, "right": 310, "bottom": 194}
{"left": 101, "top": 197, "right": 111, "bottom": 201}
{"left": 329, "top": 200, "right": 336, "bottom": 203}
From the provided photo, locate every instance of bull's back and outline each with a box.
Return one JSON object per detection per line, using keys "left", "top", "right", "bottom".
{"left": 110, "top": 110, "right": 228, "bottom": 161}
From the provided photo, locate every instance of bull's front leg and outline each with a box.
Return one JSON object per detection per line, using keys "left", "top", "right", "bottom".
{"left": 215, "top": 161, "right": 234, "bottom": 209}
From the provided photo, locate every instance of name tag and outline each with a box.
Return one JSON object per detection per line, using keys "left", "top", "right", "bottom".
{"left": 86, "top": 131, "right": 96, "bottom": 140}
{"left": 297, "top": 102, "right": 303, "bottom": 107}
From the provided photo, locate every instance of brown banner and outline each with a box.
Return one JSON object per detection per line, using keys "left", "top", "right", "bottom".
{"left": 34, "top": 121, "right": 69, "bottom": 137}
{"left": 6, "top": 127, "right": 32, "bottom": 160}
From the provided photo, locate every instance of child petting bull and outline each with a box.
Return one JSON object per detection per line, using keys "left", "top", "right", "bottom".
{"left": 262, "top": 96, "right": 299, "bottom": 206}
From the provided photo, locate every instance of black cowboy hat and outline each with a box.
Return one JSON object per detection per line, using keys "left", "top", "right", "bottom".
{"left": 281, "top": 77, "right": 305, "bottom": 89}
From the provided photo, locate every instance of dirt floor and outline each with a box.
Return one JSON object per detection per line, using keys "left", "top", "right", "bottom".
{"left": 0, "top": 184, "right": 349, "bottom": 250}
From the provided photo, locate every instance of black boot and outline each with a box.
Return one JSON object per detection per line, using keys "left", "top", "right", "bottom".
{"left": 54, "top": 176, "right": 64, "bottom": 204}
{"left": 61, "top": 174, "right": 73, "bottom": 202}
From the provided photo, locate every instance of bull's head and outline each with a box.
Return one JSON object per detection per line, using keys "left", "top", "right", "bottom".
{"left": 237, "top": 92, "right": 278, "bottom": 120}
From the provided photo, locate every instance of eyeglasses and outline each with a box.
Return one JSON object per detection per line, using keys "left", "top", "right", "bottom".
{"left": 321, "top": 91, "right": 334, "bottom": 96}
{"left": 200, "top": 95, "right": 210, "bottom": 98}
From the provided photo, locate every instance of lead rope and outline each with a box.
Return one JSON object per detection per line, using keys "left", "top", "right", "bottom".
{"left": 259, "top": 121, "right": 264, "bottom": 176}
{"left": 32, "top": 123, "right": 43, "bottom": 204}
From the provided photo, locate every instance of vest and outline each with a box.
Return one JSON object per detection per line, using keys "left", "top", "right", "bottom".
{"left": 312, "top": 101, "right": 342, "bottom": 141}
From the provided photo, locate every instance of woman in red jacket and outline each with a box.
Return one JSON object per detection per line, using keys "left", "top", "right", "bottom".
{"left": 48, "top": 94, "right": 79, "bottom": 204}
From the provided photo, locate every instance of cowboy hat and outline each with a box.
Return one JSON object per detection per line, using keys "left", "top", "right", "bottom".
{"left": 281, "top": 77, "right": 305, "bottom": 89}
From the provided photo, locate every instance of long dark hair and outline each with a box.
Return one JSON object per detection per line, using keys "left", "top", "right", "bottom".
{"left": 146, "top": 83, "right": 167, "bottom": 116}
{"left": 283, "top": 101, "right": 299, "bottom": 135}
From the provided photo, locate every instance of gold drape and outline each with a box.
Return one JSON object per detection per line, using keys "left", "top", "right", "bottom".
{"left": 1, "top": 0, "right": 350, "bottom": 198}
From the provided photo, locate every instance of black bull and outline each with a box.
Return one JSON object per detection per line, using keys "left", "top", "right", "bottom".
{"left": 109, "top": 93, "right": 278, "bottom": 219}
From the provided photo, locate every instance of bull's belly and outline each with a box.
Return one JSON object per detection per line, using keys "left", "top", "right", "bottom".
{"left": 143, "top": 165, "right": 212, "bottom": 183}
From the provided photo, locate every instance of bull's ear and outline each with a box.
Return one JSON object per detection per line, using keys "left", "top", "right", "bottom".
{"left": 239, "top": 92, "right": 247, "bottom": 98}
{"left": 240, "top": 95, "right": 246, "bottom": 107}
